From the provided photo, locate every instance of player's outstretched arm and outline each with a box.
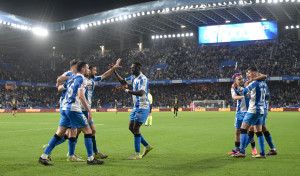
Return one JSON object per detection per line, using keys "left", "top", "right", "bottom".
{"left": 101, "top": 58, "right": 122, "bottom": 80}
{"left": 254, "top": 73, "right": 267, "bottom": 81}
{"left": 57, "top": 76, "right": 71, "bottom": 85}
{"left": 117, "top": 85, "right": 144, "bottom": 96}
{"left": 78, "top": 89, "right": 92, "bottom": 123}
{"left": 113, "top": 70, "right": 127, "bottom": 84}
{"left": 232, "top": 95, "right": 244, "bottom": 100}
{"left": 57, "top": 85, "right": 66, "bottom": 92}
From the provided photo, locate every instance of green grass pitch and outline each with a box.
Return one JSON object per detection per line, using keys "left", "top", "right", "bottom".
{"left": 0, "top": 111, "right": 299, "bottom": 176}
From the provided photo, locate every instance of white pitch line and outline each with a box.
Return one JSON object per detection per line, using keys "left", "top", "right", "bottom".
{"left": 94, "top": 124, "right": 104, "bottom": 126}
{"left": 2, "top": 128, "right": 55, "bottom": 133}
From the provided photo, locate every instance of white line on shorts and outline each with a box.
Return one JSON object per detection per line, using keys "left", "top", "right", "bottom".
{"left": 2, "top": 128, "right": 55, "bottom": 133}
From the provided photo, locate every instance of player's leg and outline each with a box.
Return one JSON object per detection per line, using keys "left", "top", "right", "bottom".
{"left": 263, "top": 125, "right": 277, "bottom": 155}
{"left": 39, "top": 126, "right": 69, "bottom": 166}
{"left": 252, "top": 114, "right": 266, "bottom": 158}
{"left": 248, "top": 126, "right": 258, "bottom": 155}
{"left": 228, "top": 113, "right": 242, "bottom": 155}
{"left": 90, "top": 123, "right": 108, "bottom": 159}
{"left": 69, "top": 111, "right": 104, "bottom": 165}
{"left": 149, "top": 112, "right": 152, "bottom": 126}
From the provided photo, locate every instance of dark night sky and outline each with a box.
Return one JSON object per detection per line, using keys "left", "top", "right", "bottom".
{"left": 0, "top": 0, "right": 157, "bottom": 22}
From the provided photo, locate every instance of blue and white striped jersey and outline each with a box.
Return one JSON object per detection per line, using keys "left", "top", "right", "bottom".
{"left": 81, "top": 76, "right": 102, "bottom": 111}
{"left": 243, "top": 80, "right": 268, "bottom": 114}
{"left": 61, "top": 73, "right": 87, "bottom": 111}
{"left": 59, "top": 71, "right": 74, "bottom": 107}
{"left": 231, "top": 87, "right": 248, "bottom": 113}
{"left": 125, "top": 73, "right": 150, "bottom": 109}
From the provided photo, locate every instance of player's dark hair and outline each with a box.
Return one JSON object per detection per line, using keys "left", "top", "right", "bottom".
{"left": 133, "top": 62, "right": 142, "bottom": 68}
{"left": 70, "top": 59, "right": 79, "bottom": 67}
{"left": 77, "top": 61, "right": 87, "bottom": 72}
{"left": 89, "top": 65, "right": 96, "bottom": 69}
{"left": 247, "top": 67, "right": 258, "bottom": 72}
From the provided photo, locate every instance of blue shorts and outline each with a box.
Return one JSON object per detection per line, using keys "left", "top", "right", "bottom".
{"left": 262, "top": 109, "right": 268, "bottom": 126}
{"left": 243, "top": 112, "right": 264, "bottom": 126}
{"left": 64, "top": 110, "right": 89, "bottom": 129}
{"left": 83, "top": 111, "right": 94, "bottom": 125}
{"left": 129, "top": 108, "right": 150, "bottom": 123}
{"left": 58, "top": 110, "right": 72, "bottom": 128}
{"left": 235, "top": 112, "right": 246, "bottom": 129}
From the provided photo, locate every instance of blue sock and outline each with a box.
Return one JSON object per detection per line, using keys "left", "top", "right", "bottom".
{"left": 134, "top": 135, "right": 141, "bottom": 153}
{"left": 264, "top": 131, "right": 275, "bottom": 149}
{"left": 240, "top": 130, "right": 248, "bottom": 154}
{"left": 141, "top": 134, "right": 148, "bottom": 147}
{"left": 92, "top": 136, "right": 98, "bottom": 153}
{"left": 68, "top": 137, "right": 76, "bottom": 156}
{"left": 55, "top": 135, "right": 68, "bottom": 146}
{"left": 84, "top": 134, "right": 93, "bottom": 157}
{"left": 257, "top": 132, "right": 265, "bottom": 155}
{"left": 44, "top": 134, "right": 61, "bottom": 154}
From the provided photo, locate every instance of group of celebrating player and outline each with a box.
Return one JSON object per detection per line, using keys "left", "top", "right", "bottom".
{"left": 229, "top": 67, "right": 277, "bottom": 158}
{"left": 38, "top": 59, "right": 153, "bottom": 166}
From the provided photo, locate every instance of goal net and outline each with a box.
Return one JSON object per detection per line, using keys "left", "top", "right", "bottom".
{"left": 192, "top": 100, "right": 226, "bottom": 111}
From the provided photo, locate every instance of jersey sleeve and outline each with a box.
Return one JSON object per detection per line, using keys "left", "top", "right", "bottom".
{"left": 244, "top": 81, "right": 258, "bottom": 95}
{"left": 75, "top": 76, "right": 86, "bottom": 90}
{"left": 125, "top": 75, "right": 134, "bottom": 85}
{"left": 93, "top": 76, "right": 102, "bottom": 82}
{"left": 139, "top": 77, "right": 148, "bottom": 94}
{"left": 231, "top": 88, "right": 237, "bottom": 98}
{"left": 61, "top": 71, "right": 73, "bottom": 77}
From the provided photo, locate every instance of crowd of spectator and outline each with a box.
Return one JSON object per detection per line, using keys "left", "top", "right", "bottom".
{"left": 1, "top": 80, "right": 299, "bottom": 109}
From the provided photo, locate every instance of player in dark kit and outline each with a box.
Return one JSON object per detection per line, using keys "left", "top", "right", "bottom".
{"left": 11, "top": 97, "right": 18, "bottom": 117}
{"left": 173, "top": 96, "right": 179, "bottom": 118}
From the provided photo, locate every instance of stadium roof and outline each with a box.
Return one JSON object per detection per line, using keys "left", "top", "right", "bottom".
{"left": 0, "top": 0, "right": 299, "bottom": 53}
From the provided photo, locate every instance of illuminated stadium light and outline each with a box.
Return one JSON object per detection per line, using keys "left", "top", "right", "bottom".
{"left": 256, "top": 0, "right": 260, "bottom": 3}
{"left": 168, "top": 34, "right": 172, "bottom": 38}
{"left": 226, "top": 20, "right": 231, "bottom": 23}
{"left": 133, "top": 14, "right": 137, "bottom": 17}
{"left": 159, "top": 35, "right": 163, "bottom": 38}
{"left": 147, "top": 11, "right": 150, "bottom": 15}
{"left": 7, "top": 22, "right": 11, "bottom": 26}
{"left": 115, "top": 17, "right": 119, "bottom": 21}
{"left": 102, "top": 20, "right": 106, "bottom": 24}
{"left": 285, "top": 26, "right": 289, "bottom": 29}
{"left": 223, "top": 2, "right": 227, "bottom": 5}
{"left": 124, "top": 16, "right": 128, "bottom": 20}
{"left": 176, "top": 7, "right": 180, "bottom": 10}
{"left": 128, "top": 14, "right": 132, "bottom": 18}
{"left": 172, "top": 7, "right": 175, "bottom": 11}
{"left": 185, "top": 6, "right": 189, "bottom": 9}
{"left": 229, "top": 2, "right": 233, "bottom": 5}
{"left": 262, "top": 0, "right": 266, "bottom": 3}
{"left": 77, "top": 26, "right": 81, "bottom": 30}
{"left": 186, "top": 33, "right": 190, "bottom": 36}
{"left": 107, "top": 19, "right": 111, "bottom": 23}
{"left": 151, "top": 11, "right": 155, "bottom": 14}
{"left": 16, "top": 24, "right": 21, "bottom": 28}
{"left": 157, "top": 10, "right": 161, "bottom": 13}
{"left": 268, "top": 0, "right": 272, "bottom": 3}
{"left": 164, "top": 35, "right": 167, "bottom": 38}
{"left": 239, "top": 0, "right": 244, "bottom": 4}
{"left": 141, "top": 12, "right": 145, "bottom": 16}
{"left": 180, "top": 6, "right": 185, "bottom": 10}
{"left": 151, "top": 36, "right": 155, "bottom": 39}
{"left": 181, "top": 33, "right": 185, "bottom": 37}
{"left": 88, "top": 23, "right": 92, "bottom": 27}
{"left": 177, "top": 34, "right": 181, "bottom": 37}
{"left": 137, "top": 13, "right": 141, "bottom": 16}
{"left": 97, "top": 21, "right": 101, "bottom": 25}
{"left": 291, "top": 25, "right": 294, "bottom": 29}
{"left": 181, "top": 25, "right": 186, "bottom": 28}
{"left": 261, "top": 18, "right": 267, "bottom": 21}
{"left": 279, "top": 0, "right": 283, "bottom": 2}
{"left": 165, "top": 8, "right": 170, "bottom": 12}
{"left": 218, "top": 2, "right": 222, "bottom": 6}
{"left": 119, "top": 16, "right": 123, "bottom": 21}
{"left": 111, "top": 18, "right": 115, "bottom": 22}
{"left": 156, "top": 35, "right": 159, "bottom": 39}
{"left": 195, "top": 5, "right": 199, "bottom": 8}
{"left": 296, "top": 25, "right": 300, "bottom": 28}
{"left": 233, "top": 1, "right": 237, "bottom": 4}
{"left": 190, "top": 33, "right": 194, "bottom": 36}
{"left": 32, "top": 27, "right": 48, "bottom": 37}
{"left": 291, "top": 0, "right": 295, "bottom": 2}
{"left": 212, "top": 3, "right": 217, "bottom": 6}
{"left": 172, "top": 34, "right": 176, "bottom": 37}
{"left": 273, "top": 0, "right": 278, "bottom": 3}
{"left": 93, "top": 22, "right": 96, "bottom": 26}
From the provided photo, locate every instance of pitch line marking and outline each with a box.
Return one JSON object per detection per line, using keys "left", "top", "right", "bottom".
{"left": 2, "top": 128, "right": 55, "bottom": 133}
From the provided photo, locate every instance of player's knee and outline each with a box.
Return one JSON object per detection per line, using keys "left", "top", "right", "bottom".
{"left": 255, "top": 132, "right": 263, "bottom": 137}
{"left": 240, "top": 129, "right": 247, "bottom": 134}
{"left": 248, "top": 131, "right": 255, "bottom": 138}
{"left": 263, "top": 131, "right": 270, "bottom": 137}
{"left": 54, "top": 134, "right": 62, "bottom": 140}
{"left": 128, "top": 126, "right": 134, "bottom": 132}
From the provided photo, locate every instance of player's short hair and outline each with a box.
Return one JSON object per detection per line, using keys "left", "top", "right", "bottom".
{"left": 76, "top": 61, "right": 87, "bottom": 72}
{"left": 89, "top": 65, "right": 96, "bottom": 69}
{"left": 247, "top": 67, "right": 258, "bottom": 72}
{"left": 133, "top": 62, "right": 142, "bottom": 68}
{"left": 70, "top": 59, "right": 79, "bottom": 67}
{"left": 232, "top": 73, "right": 242, "bottom": 80}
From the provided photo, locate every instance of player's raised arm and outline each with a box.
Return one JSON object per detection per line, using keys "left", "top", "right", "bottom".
{"left": 113, "top": 70, "right": 127, "bottom": 84}
{"left": 100, "top": 58, "right": 122, "bottom": 80}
